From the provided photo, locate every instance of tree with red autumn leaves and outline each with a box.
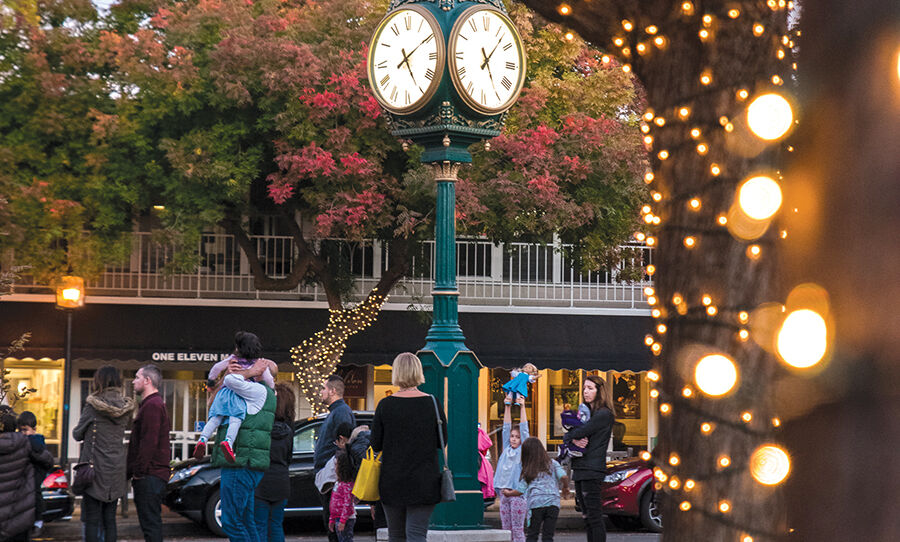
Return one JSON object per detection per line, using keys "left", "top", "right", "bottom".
{"left": 2, "top": 0, "right": 646, "bottom": 410}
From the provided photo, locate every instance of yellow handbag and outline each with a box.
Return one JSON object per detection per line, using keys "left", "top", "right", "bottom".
{"left": 352, "top": 446, "right": 382, "bottom": 502}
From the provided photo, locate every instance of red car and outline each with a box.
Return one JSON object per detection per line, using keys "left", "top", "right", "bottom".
{"left": 601, "top": 457, "right": 661, "bottom": 532}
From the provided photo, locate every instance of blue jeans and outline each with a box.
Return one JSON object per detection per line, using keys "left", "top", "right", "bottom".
{"left": 253, "top": 497, "right": 286, "bottom": 542}
{"left": 336, "top": 517, "right": 356, "bottom": 542}
{"left": 220, "top": 468, "right": 265, "bottom": 542}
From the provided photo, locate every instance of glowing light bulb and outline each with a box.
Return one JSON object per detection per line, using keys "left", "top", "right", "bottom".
{"left": 747, "top": 244, "right": 762, "bottom": 259}
{"left": 739, "top": 329, "right": 750, "bottom": 341}
{"left": 657, "top": 324, "right": 667, "bottom": 334}
{"left": 700, "top": 71, "right": 712, "bottom": 85}
{"left": 747, "top": 93, "right": 793, "bottom": 140}
{"left": 777, "top": 309, "right": 828, "bottom": 368}
{"left": 654, "top": 116, "right": 666, "bottom": 126}
{"left": 558, "top": 4, "right": 572, "bottom": 15}
{"left": 640, "top": 451, "right": 652, "bottom": 461}
{"left": 652, "top": 192, "right": 663, "bottom": 202}
{"left": 689, "top": 198, "right": 701, "bottom": 210}
{"left": 718, "top": 455, "right": 731, "bottom": 468}
{"left": 613, "top": 37, "right": 624, "bottom": 47}
{"left": 695, "top": 354, "right": 738, "bottom": 396}
{"left": 741, "top": 411, "right": 753, "bottom": 422}
{"left": 750, "top": 445, "right": 791, "bottom": 485}
{"left": 622, "top": 64, "right": 632, "bottom": 73}
{"left": 654, "top": 36, "right": 666, "bottom": 47}
{"left": 683, "top": 236, "right": 696, "bottom": 248}
{"left": 672, "top": 293, "right": 683, "bottom": 305}
{"left": 636, "top": 42, "right": 647, "bottom": 54}
{"left": 699, "top": 29, "right": 710, "bottom": 39}
{"left": 644, "top": 171, "right": 655, "bottom": 183}
{"left": 564, "top": 32, "right": 574, "bottom": 41}
{"left": 658, "top": 150, "right": 669, "bottom": 160}
{"left": 645, "top": 335, "right": 655, "bottom": 346}
{"left": 646, "top": 264, "right": 656, "bottom": 275}
{"left": 651, "top": 343, "right": 662, "bottom": 354}
{"left": 739, "top": 311, "right": 749, "bottom": 323}
{"left": 659, "top": 403, "right": 671, "bottom": 414}
{"left": 669, "top": 478, "right": 680, "bottom": 489}
{"left": 682, "top": 2, "right": 694, "bottom": 13}
{"left": 738, "top": 175, "right": 782, "bottom": 219}
{"left": 701, "top": 422, "right": 713, "bottom": 434}
{"left": 753, "top": 24, "right": 765, "bottom": 36}
{"left": 651, "top": 308, "right": 662, "bottom": 318}
{"left": 701, "top": 294, "right": 712, "bottom": 306}
{"left": 678, "top": 106, "right": 691, "bottom": 118}
{"left": 719, "top": 500, "right": 731, "bottom": 513}
{"left": 690, "top": 128, "right": 701, "bottom": 138}
{"left": 696, "top": 143, "right": 709, "bottom": 154}
{"left": 737, "top": 89, "right": 749, "bottom": 100}
{"left": 62, "top": 288, "right": 81, "bottom": 302}
{"left": 669, "top": 454, "right": 680, "bottom": 466}
{"left": 706, "top": 305, "right": 718, "bottom": 316}
{"left": 728, "top": 8, "right": 740, "bottom": 18}
{"left": 680, "top": 501, "right": 692, "bottom": 511}
{"left": 743, "top": 536, "right": 754, "bottom": 542}
{"left": 710, "top": 164, "right": 721, "bottom": 176}
{"left": 682, "top": 387, "right": 693, "bottom": 397}
{"left": 649, "top": 389, "right": 659, "bottom": 398}
{"left": 685, "top": 479, "right": 695, "bottom": 490}
{"left": 702, "top": 14, "right": 712, "bottom": 25}
{"left": 622, "top": 19, "right": 634, "bottom": 31}
{"left": 647, "top": 370, "right": 659, "bottom": 382}
{"left": 602, "top": 55, "right": 611, "bottom": 63}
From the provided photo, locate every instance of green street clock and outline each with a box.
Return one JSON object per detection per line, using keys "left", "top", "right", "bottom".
{"left": 367, "top": 0, "right": 526, "bottom": 163}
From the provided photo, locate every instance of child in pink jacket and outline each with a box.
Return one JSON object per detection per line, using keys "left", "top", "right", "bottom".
{"left": 329, "top": 449, "right": 357, "bottom": 542}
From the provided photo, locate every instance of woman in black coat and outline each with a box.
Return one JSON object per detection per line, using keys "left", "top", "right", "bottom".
{"left": 371, "top": 353, "right": 447, "bottom": 542}
{"left": 562, "top": 375, "right": 615, "bottom": 542}
{"left": 0, "top": 408, "right": 54, "bottom": 542}
{"left": 253, "top": 382, "right": 295, "bottom": 542}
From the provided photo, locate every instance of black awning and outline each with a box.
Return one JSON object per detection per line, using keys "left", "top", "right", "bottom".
{"left": 1, "top": 301, "right": 651, "bottom": 372}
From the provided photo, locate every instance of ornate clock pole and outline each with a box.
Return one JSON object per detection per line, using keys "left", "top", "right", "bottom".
{"left": 368, "top": 0, "right": 525, "bottom": 530}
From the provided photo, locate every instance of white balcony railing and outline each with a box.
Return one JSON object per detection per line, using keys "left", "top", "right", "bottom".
{"left": 12, "top": 233, "right": 654, "bottom": 310}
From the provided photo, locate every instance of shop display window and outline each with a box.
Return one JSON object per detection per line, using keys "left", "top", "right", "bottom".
{"left": 2, "top": 359, "right": 63, "bottom": 456}
{"left": 546, "top": 369, "right": 581, "bottom": 444}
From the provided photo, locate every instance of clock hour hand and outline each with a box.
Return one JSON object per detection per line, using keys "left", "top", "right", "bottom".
{"left": 399, "top": 47, "right": 418, "bottom": 87}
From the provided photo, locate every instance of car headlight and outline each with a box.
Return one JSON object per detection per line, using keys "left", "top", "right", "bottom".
{"left": 170, "top": 465, "right": 203, "bottom": 484}
{"left": 604, "top": 468, "right": 639, "bottom": 483}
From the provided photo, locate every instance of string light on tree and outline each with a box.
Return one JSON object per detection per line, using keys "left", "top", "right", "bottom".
{"left": 747, "top": 93, "right": 794, "bottom": 140}
{"left": 738, "top": 175, "right": 783, "bottom": 220}
{"left": 750, "top": 444, "right": 792, "bottom": 485}
{"left": 777, "top": 309, "right": 828, "bottom": 368}
{"left": 695, "top": 353, "right": 739, "bottom": 396}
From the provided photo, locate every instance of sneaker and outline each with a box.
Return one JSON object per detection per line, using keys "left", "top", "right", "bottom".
{"left": 193, "top": 440, "right": 207, "bottom": 460}
{"left": 568, "top": 448, "right": 584, "bottom": 457}
{"left": 220, "top": 440, "right": 236, "bottom": 463}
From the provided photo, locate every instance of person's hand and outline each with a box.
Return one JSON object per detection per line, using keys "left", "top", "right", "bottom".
{"left": 504, "top": 393, "right": 513, "bottom": 405}
{"left": 337, "top": 521, "right": 345, "bottom": 532}
{"left": 328, "top": 522, "right": 335, "bottom": 532}
{"left": 226, "top": 361, "right": 243, "bottom": 375}
{"left": 516, "top": 395, "right": 526, "bottom": 406}
{"left": 574, "top": 437, "right": 589, "bottom": 448}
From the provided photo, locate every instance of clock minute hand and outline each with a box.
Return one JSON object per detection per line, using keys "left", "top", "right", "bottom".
{"left": 481, "top": 37, "right": 504, "bottom": 69}
{"left": 399, "top": 47, "right": 418, "bottom": 87}
{"left": 397, "top": 34, "right": 434, "bottom": 69}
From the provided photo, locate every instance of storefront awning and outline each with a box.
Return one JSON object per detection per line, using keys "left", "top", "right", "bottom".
{"left": 1, "top": 301, "right": 651, "bottom": 372}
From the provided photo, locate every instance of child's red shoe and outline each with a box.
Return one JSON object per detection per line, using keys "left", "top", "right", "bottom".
{"left": 192, "top": 440, "right": 207, "bottom": 460}
{"left": 220, "top": 440, "right": 236, "bottom": 463}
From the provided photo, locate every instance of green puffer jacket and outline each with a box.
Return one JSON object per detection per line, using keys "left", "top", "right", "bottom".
{"left": 211, "top": 387, "right": 276, "bottom": 471}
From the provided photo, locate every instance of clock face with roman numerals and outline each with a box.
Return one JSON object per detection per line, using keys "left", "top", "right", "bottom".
{"left": 367, "top": 6, "right": 445, "bottom": 115}
{"left": 448, "top": 6, "right": 526, "bottom": 115}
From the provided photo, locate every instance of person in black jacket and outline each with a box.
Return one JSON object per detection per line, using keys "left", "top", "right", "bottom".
{"left": 1, "top": 408, "right": 54, "bottom": 542}
{"left": 17, "top": 411, "right": 48, "bottom": 535}
{"left": 562, "top": 375, "right": 615, "bottom": 542}
{"left": 254, "top": 381, "right": 295, "bottom": 542}
{"left": 371, "top": 353, "right": 447, "bottom": 542}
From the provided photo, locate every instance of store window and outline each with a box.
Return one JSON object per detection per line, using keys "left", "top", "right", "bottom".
{"left": 545, "top": 369, "right": 581, "bottom": 448}
{"left": 3, "top": 358, "right": 63, "bottom": 456}
{"left": 373, "top": 366, "right": 394, "bottom": 408}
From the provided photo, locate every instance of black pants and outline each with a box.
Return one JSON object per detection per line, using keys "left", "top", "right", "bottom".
{"left": 526, "top": 505, "right": 560, "bottom": 542}
{"left": 318, "top": 488, "right": 339, "bottom": 542}
{"left": 574, "top": 479, "right": 606, "bottom": 542}
{"left": 132, "top": 477, "right": 165, "bottom": 542}
{"left": 82, "top": 494, "right": 118, "bottom": 542}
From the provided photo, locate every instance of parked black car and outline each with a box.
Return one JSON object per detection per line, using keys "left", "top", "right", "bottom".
{"left": 41, "top": 467, "right": 75, "bottom": 522}
{"left": 166, "top": 411, "right": 375, "bottom": 536}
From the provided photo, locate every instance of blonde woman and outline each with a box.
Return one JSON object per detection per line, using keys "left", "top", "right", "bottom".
{"left": 371, "top": 353, "right": 447, "bottom": 542}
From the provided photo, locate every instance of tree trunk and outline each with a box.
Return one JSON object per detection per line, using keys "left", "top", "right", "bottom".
{"left": 780, "top": 1, "right": 900, "bottom": 540}
{"left": 291, "top": 240, "right": 412, "bottom": 414}
{"left": 522, "top": 2, "right": 788, "bottom": 539}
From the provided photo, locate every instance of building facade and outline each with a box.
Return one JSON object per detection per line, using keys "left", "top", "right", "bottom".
{"left": 1, "top": 233, "right": 655, "bottom": 462}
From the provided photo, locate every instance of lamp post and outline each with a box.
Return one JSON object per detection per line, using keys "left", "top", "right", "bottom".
{"left": 55, "top": 275, "right": 84, "bottom": 466}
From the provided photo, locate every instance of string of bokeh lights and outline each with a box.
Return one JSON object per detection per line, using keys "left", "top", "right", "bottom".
{"left": 555, "top": 2, "right": 828, "bottom": 540}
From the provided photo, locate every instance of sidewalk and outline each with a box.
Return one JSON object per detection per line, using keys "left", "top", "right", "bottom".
{"left": 483, "top": 498, "right": 584, "bottom": 530}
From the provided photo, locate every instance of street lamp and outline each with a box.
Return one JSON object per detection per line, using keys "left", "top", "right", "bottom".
{"left": 55, "top": 275, "right": 84, "bottom": 466}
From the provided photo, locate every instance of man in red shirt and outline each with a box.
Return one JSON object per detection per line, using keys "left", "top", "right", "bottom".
{"left": 127, "top": 364, "right": 171, "bottom": 542}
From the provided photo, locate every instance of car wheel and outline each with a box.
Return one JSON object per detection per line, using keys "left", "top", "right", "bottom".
{"left": 639, "top": 489, "right": 663, "bottom": 533}
{"left": 203, "top": 488, "right": 226, "bottom": 537}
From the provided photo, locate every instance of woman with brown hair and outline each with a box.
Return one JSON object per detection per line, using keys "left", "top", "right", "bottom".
{"left": 73, "top": 365, "right": 135, "bottom": 542}
{"left": 253, "top": 381, "right": 295, "bottom": 542}
{"left": 562, "top": 375, "right": 615, "bottom": 542}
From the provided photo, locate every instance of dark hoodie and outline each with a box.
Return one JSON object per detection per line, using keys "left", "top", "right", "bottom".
{"left": 255, "top": 420, "right": 294, "bottom": 502}
{"left": 73, "top": 388, "right": 135, "bottom": 502}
